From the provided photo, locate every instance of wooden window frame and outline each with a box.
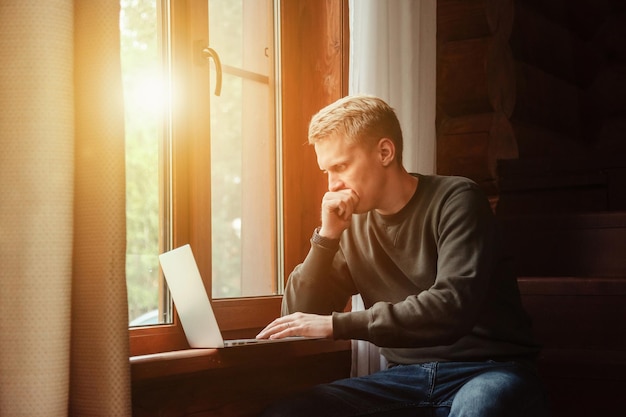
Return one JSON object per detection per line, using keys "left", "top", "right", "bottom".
{"left": 129, "top": 0, "right": 349, "bottom": 357}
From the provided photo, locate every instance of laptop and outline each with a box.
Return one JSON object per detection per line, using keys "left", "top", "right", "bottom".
{"left": 158, "top": 244, "right": 311, "bottom": 348}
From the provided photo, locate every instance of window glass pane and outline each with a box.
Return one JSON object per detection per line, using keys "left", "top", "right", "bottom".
{"left": 208, "top": 0, "right": 278, "bottom": 298}
{"left": 121, "top": 0, "right": 166, "bottom": 326}
{"left": 123, "top": 0, "right": 280, "bottom": 322}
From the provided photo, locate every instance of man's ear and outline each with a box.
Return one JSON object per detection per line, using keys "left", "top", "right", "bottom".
{"left": 378, "top": 138, "right": 395, "bottom": 166}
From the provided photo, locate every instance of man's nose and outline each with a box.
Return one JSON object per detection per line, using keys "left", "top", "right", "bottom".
{"left": 328, "top": 173, "right": 344, "bottom": 191}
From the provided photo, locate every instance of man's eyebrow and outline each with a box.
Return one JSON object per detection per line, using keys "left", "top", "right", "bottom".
{"left": 321, "top": 163, "right": 339, "bottom": 173}
{"left": 323, "top": 158, "right": 349, "bottom": 171}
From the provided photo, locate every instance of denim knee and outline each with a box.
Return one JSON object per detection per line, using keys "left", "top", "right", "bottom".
{"left": 448, "top": 363, "right": 549, "bottom": 417}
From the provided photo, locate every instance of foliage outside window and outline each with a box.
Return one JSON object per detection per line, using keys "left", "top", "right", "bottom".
{"left": 122, "top": 0, "right": 280, "bottom": 327}
{"left": 121, "top": 0, "right": 161, "bottom": 325}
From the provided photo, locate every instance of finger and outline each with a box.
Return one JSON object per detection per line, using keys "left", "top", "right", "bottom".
{"left": 255, "top": 322, "right": 281, "bottom": 339}
{"left": 256, "top": 318, "right": 293, "bottom": 339}
{"left": 340, "top": 191, "right": 359, "bottom": 218}
{"left": 267, "top": 321, "right": 296, "bottom": 340}
{"left": 324, "top": 199, "right": 351, "bottom": 220}
{"left": 322, "top": 198, "right": 344, "bottom": 214}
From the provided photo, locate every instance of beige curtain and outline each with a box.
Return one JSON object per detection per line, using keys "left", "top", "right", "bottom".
{"left": 349, "top": 0, "right": 437, "bottom": 174}
{"left": 0, "top": 1, "right": 131, "bottom": 416}
{"left": 348, "top": 0, "right": 437, "bottom": 377}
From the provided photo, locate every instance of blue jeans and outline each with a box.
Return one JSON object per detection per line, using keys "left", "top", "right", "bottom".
{"left": 260, "top": 361, "right": 550, "bottom": 417}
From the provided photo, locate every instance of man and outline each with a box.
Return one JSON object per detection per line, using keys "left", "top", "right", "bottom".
{"left": 257, "top": 95, "right": 548, "bottom": 416}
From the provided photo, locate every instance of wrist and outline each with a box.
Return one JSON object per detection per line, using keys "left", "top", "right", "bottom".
{"left": 312, "top": 227, "right": 340, "bottom": 249}
{"left": 318, "top": 225, "right": 342, "bottom": 240}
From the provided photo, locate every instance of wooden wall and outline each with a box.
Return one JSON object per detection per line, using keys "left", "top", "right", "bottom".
{"left": 436, "top": 0, "right": 518, "bottom": 197}
{"left": 436, "top": 0, "right": 626, "bottom": 210}
{"left": 436, "top": 2, "right": 626, "bottom": 416}
{"left": 498, "top": 0, "right": 626, "bottom": 214}
{"left": 281, "top": 0, "right": 349, "bottom": 278}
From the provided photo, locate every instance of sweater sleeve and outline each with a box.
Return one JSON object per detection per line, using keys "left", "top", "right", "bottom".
{"left": 281, "top": 230, "right": 357, "bottom": 316}
{"left": 333, "top": 181, "right": 497, "bottom": 348}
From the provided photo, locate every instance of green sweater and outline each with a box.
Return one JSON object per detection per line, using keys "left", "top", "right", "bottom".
{"left": 283, "top": 174, "right": 540, "bottom": 365}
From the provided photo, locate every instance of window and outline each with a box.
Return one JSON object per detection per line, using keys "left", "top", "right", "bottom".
{"left": 123, "top": 0, "right": 280, "bottom": 327}
{"left": 127, "top": 0, "right": 348, "bottom": 356}
{"left": 207, "top": 0, "right": 281, "bottom": 298}
{"left": 121, "top": 0, "right": 165, "bottom": 326}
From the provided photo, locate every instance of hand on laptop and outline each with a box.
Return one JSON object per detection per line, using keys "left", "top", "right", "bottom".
{"left": 256, "top": 312, "right": 333, "bottom": 340}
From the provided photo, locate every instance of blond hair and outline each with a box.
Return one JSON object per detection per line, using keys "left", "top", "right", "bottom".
{"left": 308, "top": 95, "right": 404, "bottom": 162}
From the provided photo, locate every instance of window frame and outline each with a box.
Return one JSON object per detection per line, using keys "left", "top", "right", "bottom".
{"left": 129, "top": 0, "right": 349, "bottom": 357}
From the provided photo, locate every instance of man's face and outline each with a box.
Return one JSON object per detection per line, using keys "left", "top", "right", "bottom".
{"left": 314, "top": 136, "right": 384, "bottom": 214}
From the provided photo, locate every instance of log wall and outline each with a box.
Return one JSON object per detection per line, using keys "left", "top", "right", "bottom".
{"left": 437, "top": 4, "right": 626, "bottom": 416}
{"left": 436, "top": 0, "right": 626, "bottom": 210}
{"left": 496, "top": 0, "right": 626, "bottom": 214}
{"left": 437, "top": 0, "right": 518, "bottom": 196}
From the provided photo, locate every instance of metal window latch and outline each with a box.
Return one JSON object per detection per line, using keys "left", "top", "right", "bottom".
{"left": 195, "top": 41, "right": 223, "bottom": 97}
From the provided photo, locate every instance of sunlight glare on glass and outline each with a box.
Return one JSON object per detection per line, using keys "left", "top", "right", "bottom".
{"left": 126, "top": 71, "right": 165, "bottom": 118}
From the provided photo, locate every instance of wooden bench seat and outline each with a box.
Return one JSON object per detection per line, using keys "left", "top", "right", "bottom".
{"left": 498, "top": 212, "right": 626, "bottom": 417}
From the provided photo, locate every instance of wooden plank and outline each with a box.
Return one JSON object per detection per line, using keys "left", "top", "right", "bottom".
{"left": 512, "top": 62, "right": 581, "bottom": 136}
{"left": 438, "top": 37, "right": 493, "bottom": 116}
{"left": 499, "top": 212, "right": 626, "bottom": 276}
{"left": 437, "top": 0, "right": 514, "bottom": 42}
{"left": 518, "top": 276, "right": 626, "bottom": 295}
{"left": 437, "top": 0, "right": 492, "bottom": 42}
{"left": 510, "top": 1, "right": 577, "bottom": 83}
{"left": 131, "top": 339, "right": 351, "bottom": 382}
{"left": 521, "top": 292, "right": 626, "bottom": 349}
{"left": 281, "top": 0, "right": 347, "bottom": 279}
{"left": 509, "top": 120, "right": 587, "bottom": 159}
{"left": 131, "top": 340, "right": 352, "bottom": 417}
{"left": 438, "top": 112, "right": 517, "bottom": 186}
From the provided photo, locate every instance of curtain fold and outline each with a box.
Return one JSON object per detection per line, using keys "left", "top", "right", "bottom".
{"left": 0, "top": 1, "right": 75, "bottom": 414}
{"left": 0, "top": 0, "right": 131, "bottom": 415}
{"left": 348, "top": 0, "right": 437, "bottom": 377}
{"left": 71, "top": 1, "right": 131, "bottom": 415}
{"left": 349, "top": 0, "right": 436, "bottom": 174}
